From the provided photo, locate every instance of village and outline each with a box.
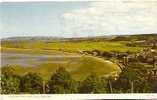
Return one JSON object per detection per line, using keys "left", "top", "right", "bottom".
{"left": 79, "top": 39, "right": 157, "bottom": 81}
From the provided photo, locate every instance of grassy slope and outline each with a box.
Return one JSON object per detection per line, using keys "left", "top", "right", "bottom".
{"left": 69, "top": 56, "right": 120, "bottom": 80}
{"left": 1, "top": 56, "right": 120, "bottom": 81}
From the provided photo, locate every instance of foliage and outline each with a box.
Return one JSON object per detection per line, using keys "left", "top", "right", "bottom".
{"left": 79, "top": 73, "right": 106, "bottom": 93}
{"left": 1, "top": 66, "right": 21, "bottom": 94}
{"left": 113, "top": 63, "right": 154, "bottom": 93}
{"left": 1, "top": 64, "right": 156, "bottom": 94}
{"left": 1, "top": 65, "right": 16, "bottom": 76}
{"left": 20, "top": 72, "right": 43, "bottom": 94}
{"left": 48, "top": 67, "right": 78, "bottom": 93}
{"left": 152, "top": 79, "right": 157, "bottom": 93}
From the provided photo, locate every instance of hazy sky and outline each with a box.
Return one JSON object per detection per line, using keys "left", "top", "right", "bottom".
{"left": 1, "top": 1, "right": 157, "bottom": 38}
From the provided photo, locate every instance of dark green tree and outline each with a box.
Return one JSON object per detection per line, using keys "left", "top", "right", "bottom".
{"left": 48, "top": 67, "right": 78, "bottom": 93}
{"left": 113, "top": 64, "right": 140, "bottom": 93}
{"left": 79, "top": 73, "right": 106, "bottom": 93}
{"left": 1, "top": 65, "right": 16, "bottom": 76}
{"left": 1, "top": 66, "right": 21, "bottom": 94}
{"left": 113, "top": 62, "right": 153, "bottom": 93}
{"left": 152, "top": 79, "right": 157, "bottom": 93}
{"left": 20, "top": 72, "right": 43, "bottom": 94}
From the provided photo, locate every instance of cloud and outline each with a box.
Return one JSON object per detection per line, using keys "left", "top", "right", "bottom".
{"left": 61, "top": 0, "right": 157, "bottom": 37}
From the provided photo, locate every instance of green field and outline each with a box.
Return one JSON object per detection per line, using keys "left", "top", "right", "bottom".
{"left": 2, "top": 40, "right": 144, "bottom": 53}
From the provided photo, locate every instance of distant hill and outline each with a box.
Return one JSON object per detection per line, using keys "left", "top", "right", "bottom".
{"left": 110, "top": 34, "right": 157, "bottom": 41}
{"left": 1, "top": 33, "right": 156, "bottom": 42}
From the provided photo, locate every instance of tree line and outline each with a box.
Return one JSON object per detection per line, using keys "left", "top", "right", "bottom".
{"left": 1, "top": 65, "right": 157, "bottom": 94}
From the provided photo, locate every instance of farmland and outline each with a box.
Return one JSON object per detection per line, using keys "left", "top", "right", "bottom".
{"left": 2, "top": 39, "right": 143, "bottom": 53}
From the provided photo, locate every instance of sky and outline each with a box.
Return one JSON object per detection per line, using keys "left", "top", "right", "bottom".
{"left": 0, "top": 0, "right": 157, "bottom": 38}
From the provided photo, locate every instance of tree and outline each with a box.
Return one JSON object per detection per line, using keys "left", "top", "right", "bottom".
{"left": 113, "top": 64, "right": 140, "bottom": 93}
{"left": 1, "top": 65, "right": 16, "bottom": 76}
{"left": 152, "top": 79, "right": 157, "bottom": 93}
{"left": 1, "top": 66, "right": 21, "bottom": 94}
{"left": 20, "top": 72, "right": 43, "bottom": 94}
{"left": 113, "top": 62, "right": 154, "bottom": 93}
{"left": 137, "top": 80, "right": 152, "bottom": 93}
{"left": 79, "top": 73, "right": 106, "bottom": 93}
{"left": 48, "top": 67, "right": 78, "bottom": 93}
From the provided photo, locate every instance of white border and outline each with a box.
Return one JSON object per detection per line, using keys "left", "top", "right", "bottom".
{"left": 1, "top": 0, "right": 157, "bottom": 99}
{"left": 1, "top": 94, "right": 157, "bottom": 100}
